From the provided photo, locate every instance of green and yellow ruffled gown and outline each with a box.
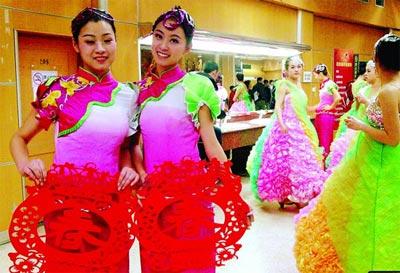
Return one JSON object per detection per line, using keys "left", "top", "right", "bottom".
{"left": 295, "top": 98, "right": 400, "bottom": 272}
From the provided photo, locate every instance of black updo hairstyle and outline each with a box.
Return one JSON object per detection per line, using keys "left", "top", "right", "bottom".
{"left": 236, "top": 73, "right": 244, "bottom": 81}
{"left": 374, "top": 33, "right": 400, "bottom": 71}
{"left": 356, "top": 61, "right": 367, "bottom": 78}
{"left": 314, "top": 63, "right": 329, "bottom": 76}
{"left": 71, "top": 7, "right": 116, "bottom": 42}
{"left": 152, "top": 6, "right": 195, "bottom": 45}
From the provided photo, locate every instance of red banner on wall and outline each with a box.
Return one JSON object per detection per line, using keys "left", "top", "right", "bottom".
{"left": 333, "top": 48, "right": 354, "bottom": 117}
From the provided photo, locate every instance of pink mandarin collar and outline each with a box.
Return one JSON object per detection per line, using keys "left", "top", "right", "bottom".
{"left": 138, "top": 65, "right": 186, "bottom": 105}
{"left": 77, "top": 67, "right": 114, "bottom": 83}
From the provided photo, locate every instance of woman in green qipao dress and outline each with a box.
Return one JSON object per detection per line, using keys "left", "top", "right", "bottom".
{"left": 229, "top": 72, "right": 255, "bottom": 112}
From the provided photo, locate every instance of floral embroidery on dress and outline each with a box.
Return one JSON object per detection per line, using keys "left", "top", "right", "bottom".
{"left": 60, "top": 79, "right": 81, "bottom": 96}
{"left": 41, "top": 90, "right": 61, "bottom": 107}
{"left": 367, "top": 99, "right": 384, "bottom": 129}
{"left": 32, "top": 67, "right": 120, "bottom": 133}
{"left": 144, "top": 77, "right": 153, "bottom": 88}
{"left": 60, "top": 77, "right": 94, "bottom": 97}
{"left": 77, "top": 76, "right": 90, "bottom": 86}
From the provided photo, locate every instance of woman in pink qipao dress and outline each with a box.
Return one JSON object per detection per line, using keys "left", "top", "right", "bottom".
{"left": 325, "top": 60, "right": 380, "bottom": 175}
{"left": 311, "top": 64, "right": 341, "bottom": 158}
{"left": 10, "top": 8, "right": 139, "bottom": 272}
{"left": 132, "top": 6, "right": 228, "bottom": 273}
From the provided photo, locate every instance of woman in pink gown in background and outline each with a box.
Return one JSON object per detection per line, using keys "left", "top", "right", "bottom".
{"left": 246, "top": 57, "right": 326, "bottom": 208}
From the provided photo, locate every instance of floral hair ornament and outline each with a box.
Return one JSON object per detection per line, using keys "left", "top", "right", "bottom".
{"left": 366, "top": 60, "right": 376, "bottom": 68}
{"left": 379, "top": 33, "right": 400, "bottom": 43}
{"left": 160, "top": 6, "right": 195, "bottom": 32}
{"left": 314, "top": 64, "right": 327, "bottom": 73}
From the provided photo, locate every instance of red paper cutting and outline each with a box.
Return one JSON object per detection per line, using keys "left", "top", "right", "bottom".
{"left": 135, "top": 159, "right": 251, "bottom": 272}
{"left": 9, "top": 160, "right": 252, "bottom": 273}
{"left": 8, "top": 163, "right": 136, "bottom": 273}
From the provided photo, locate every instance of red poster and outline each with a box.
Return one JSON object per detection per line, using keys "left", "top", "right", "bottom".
{"left": 333, "top": 48, "right": 354, "bottom": 118}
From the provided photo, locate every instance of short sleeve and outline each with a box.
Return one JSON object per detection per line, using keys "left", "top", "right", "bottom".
{"left": 125, "top": 82, "right": 140, "bottom": 136}
{"left": 182, "top": 73, "right": 221, "bottom": 128}
{"left": 327, "top": 81, "right": 338, "bottom": 95}
{"left": 31, "top": 77, "right": 60, "bottom": 130}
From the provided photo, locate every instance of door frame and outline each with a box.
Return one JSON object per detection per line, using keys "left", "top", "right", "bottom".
{"left": 14, "top": 30, "right": 75, "bottom": 200}
{"left": 13, "top": 30, "right": 26, "bottom": 201}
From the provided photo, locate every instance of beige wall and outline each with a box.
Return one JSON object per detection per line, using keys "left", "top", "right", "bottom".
{"left": 108, "top": 0, "right": 139, "bottom": 81}
{"left": 241, "top": 59, "right": 281, "bottom": 81}
{"left": 139, "top": 0, "right": 297, "bottom": 43}
{"left": 262, "top": 0, "right": 400, "bottom": 29}
{"left": 310, "top": 16, "right": 386, "bottom": 104}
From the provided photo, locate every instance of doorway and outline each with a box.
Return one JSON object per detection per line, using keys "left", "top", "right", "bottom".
{"left": 17, "top": 32, "right": 77, "bottom": 185}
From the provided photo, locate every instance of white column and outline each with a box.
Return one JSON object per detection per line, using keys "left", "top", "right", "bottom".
{"left": 98, "top": 0, "right": 108, "bottom": 11}
{"left": 297, "top": 10, "right": 303, "bottom": 44}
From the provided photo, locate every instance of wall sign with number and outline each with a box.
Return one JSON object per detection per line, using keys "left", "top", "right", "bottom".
{"left": 40, "top": 58, "right": 49, "bottom": 65}
{"left": 31, "top": 70, "right": 58, "bottom": 99}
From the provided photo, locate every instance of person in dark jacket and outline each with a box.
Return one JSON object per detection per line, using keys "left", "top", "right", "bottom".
{"left": 197, "top": 60, "right": 223, "bottom": 159}
{"left": 198, "top": 60, "right": 219, "bottom": 90}
{"left": 252, "top": 77, "right": 268, "bottom": 110}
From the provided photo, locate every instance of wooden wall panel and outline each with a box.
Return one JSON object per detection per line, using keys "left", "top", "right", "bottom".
{"left": 298, "top": 11, "right": 314, "bottom": 100}
{"left": 0, "top": 0, "right": 91, "bottom": 17}
{"left": 0, "top": 8, "right": 16, "bottom": 82}
{"left": 11, "top": 10, "right": 71, "bottom": 36}
{"left": 0, "top": 164, "right": 23, "bottom": 232}
{"left": 220, "top": 55, "right": 235, "bottom": 92}
{"left": 312, "top": 16, "right": 386, "bottom": 89}
{"left": 112, "top": 22, "right": 139, "bottom": 81}
{"left": 261, "top": 0, "right": 400, "bottom": 29}
{"left": 108, "top": 0, "right": 137, "bottom": 23}
{"left": 0, "top": 86, "right": 18, "bottom": 163}
{"left": 300, "top": 11, "right": 314, "bottom": 47}
{"left": 139, "top": 0, "right": 297, "bottom": 43}
{"left": 314, "top": 16, "right": 386, "bottom": 55}
{"left": 262, "top": 71, "right": 280, "bottom": 81}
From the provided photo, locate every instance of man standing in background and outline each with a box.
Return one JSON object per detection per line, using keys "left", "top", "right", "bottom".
{"left": 198, "top": 61, "right": 219, "bottom": 91}
{"left": 252, "top": 77, "right": 269, "bottom": 110}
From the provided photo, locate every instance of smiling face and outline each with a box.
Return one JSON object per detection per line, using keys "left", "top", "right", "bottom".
{"left": 73, "top": 20, "right": 116, "bottom": 77}
{"left": 151, "top": 18, "right": 191, "bottom": 75}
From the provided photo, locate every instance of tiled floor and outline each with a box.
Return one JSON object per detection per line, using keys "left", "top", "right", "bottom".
{"left": 0, "top": 177, "right": 299, "bottom": 273}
